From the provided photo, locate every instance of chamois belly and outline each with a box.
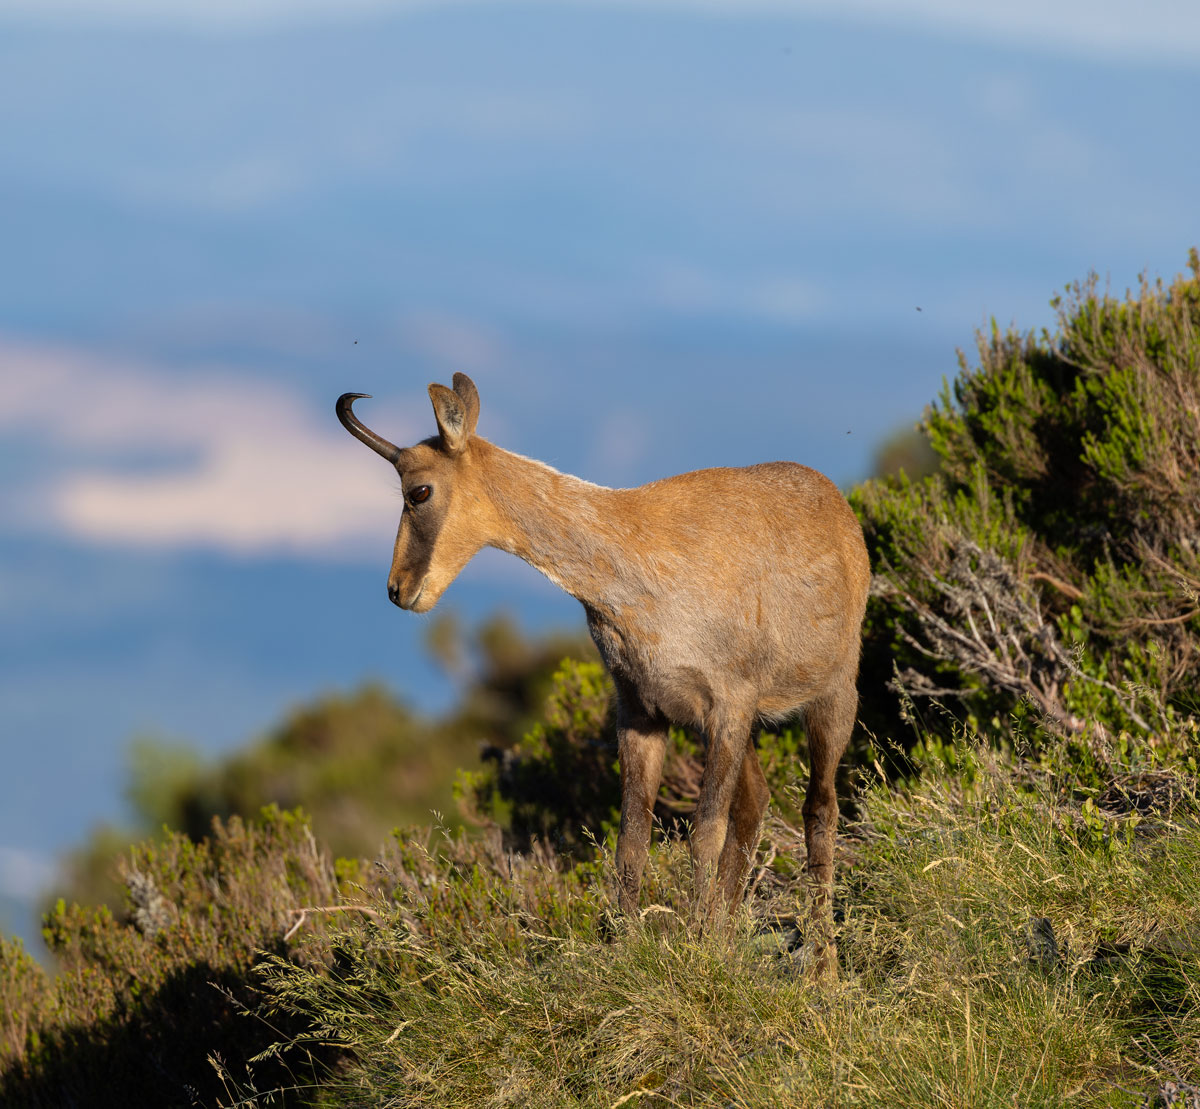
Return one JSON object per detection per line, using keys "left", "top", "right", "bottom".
{"left": 586, "top": 610, "right": 825, "bottom": 731}
{"left": 584, "top": 606, "right": 713, "bottom": 727}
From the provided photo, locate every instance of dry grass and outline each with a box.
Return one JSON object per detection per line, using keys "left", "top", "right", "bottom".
{"left": 237, "top": 746, "right": 1200, "bottom": 1108}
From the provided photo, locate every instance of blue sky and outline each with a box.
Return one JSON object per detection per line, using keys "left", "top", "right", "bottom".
{"left": 1, "top": 0, "right": 1198, "bottom": 946}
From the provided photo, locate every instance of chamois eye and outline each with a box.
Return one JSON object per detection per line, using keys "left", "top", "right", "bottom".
{"left": 408, "top": 484, "right": 432, "bottom": 505}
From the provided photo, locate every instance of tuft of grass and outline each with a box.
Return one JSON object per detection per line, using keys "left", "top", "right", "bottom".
{"left": 245, "top": 746, "right": 1200, "bottom": 1108}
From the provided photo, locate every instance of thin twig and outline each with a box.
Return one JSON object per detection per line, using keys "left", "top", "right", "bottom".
{"left": 283, "top": 905, "right": 387, "bottom": 942}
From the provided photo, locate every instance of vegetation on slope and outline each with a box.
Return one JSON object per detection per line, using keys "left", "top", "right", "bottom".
{"left": 2, "top": 808, "right": 348, "bottom": 1107}
{"left": 254, "top": 746, "right": 1200, "bottom": 1108}
{"left": 7, "top": 702, "right": 1198, "bottom": 1107}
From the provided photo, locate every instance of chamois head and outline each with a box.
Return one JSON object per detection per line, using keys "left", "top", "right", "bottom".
{"left": 337, "top": 373, "right": 487, "bottom": 614}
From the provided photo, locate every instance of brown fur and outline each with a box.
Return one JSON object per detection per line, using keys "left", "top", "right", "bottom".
{"left": 339, "top": 374, "right": 870, "bottom": 968}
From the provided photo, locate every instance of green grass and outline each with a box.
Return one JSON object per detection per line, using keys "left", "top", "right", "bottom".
{"left": 236, "top": 747, "right": 1200, "bottom": 1108}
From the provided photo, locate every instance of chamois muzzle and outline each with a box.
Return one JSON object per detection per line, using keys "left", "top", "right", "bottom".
{"left": 336, "top": 393, "right": 402, "bottom": 464}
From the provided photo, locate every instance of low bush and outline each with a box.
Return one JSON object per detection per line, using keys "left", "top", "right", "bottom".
{"left": 855, "top": 250, "right": 1200, "bottom": 766}
{"left": 5, "top": 719, "right": 1198, "bottom": 1107}
{"left": 0, "top": 807, "right": 352, "bottom": 1108}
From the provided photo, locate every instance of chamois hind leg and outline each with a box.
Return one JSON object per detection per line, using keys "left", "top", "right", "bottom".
{"left": 614, "top": 688, "right": 668, "bottom": 917}
{"left": 802, "top": 674, "right": 857, "bottom": 978}
{"left": 691, "top": 706, "right": 755, "bottom": 926}
{"left": 716, "top": 738, "right": 770, "bottom": 912}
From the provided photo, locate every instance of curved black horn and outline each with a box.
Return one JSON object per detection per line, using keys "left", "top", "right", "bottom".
{"left": 336, "top": 393, "right": 402, "bottom": 463}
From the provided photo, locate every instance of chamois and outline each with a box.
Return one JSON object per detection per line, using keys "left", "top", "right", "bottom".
{"left": 337, "top": 373, "right": 870, "bottom": 966}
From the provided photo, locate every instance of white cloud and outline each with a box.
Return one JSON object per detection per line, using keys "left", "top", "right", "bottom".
{"left": 1, "top": 0, "right": 1197, "bottom": 64}
{"left": 0, "top": 339, "right": 420, "bottom": 558}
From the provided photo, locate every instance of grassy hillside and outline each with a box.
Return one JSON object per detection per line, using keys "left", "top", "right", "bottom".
{"left": 2, "top": 253, "right": 1199, "bottom": 1107}
{"left": 6, "top": 726, "right": 1196, "bottom": 1107}
{"left": 256, "top": 746, "right": 1200, "bottom": 1108}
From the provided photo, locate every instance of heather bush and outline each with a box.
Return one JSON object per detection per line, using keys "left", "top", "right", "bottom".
{"left": 134, "top": 612, "right": 584, "bottom": 860}
{"left": 0, "top": 807, "right": 354, "bottom": 1108}
{"left": 854, "top": 249, "right": 1200, "bottom": 766}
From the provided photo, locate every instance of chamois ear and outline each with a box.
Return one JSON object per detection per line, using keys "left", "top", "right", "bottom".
{"left": 428, "top": 382, "right": 472, "bottom": 455}
{"left": 451, "top": 372, "right": 480, "bottom": 438}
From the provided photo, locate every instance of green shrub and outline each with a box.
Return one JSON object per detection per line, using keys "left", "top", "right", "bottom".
{"left": 456, "top": 658, "right": 620, "bottom": 852}
{"left": 0, "top": 807, "right": 354, "bottom": 1108}
{"left": 855, "top": 249, "right": 1200, "bottom": 765}
{"left": 52, "top": 615, "right": 601, "bottom": 919}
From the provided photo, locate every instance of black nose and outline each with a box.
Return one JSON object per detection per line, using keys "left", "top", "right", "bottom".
{"left": 388, "top": 582, "right": 401, "bottom": 605}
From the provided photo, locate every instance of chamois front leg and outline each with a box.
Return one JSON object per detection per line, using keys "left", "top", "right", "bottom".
{"left": 615, "top": 697, "right": 667, "bottom": 917}
{"left": 690, "top": 708, "right": 754, "bottom": 926}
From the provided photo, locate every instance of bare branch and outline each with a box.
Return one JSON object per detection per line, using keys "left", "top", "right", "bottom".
{"left": 283, "top": 905, "right": 387, "bottom": 943}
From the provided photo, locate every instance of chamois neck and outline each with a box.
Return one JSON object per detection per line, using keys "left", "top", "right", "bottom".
{"left": 475, "top": 439, "right": 629, "bottom": 607}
